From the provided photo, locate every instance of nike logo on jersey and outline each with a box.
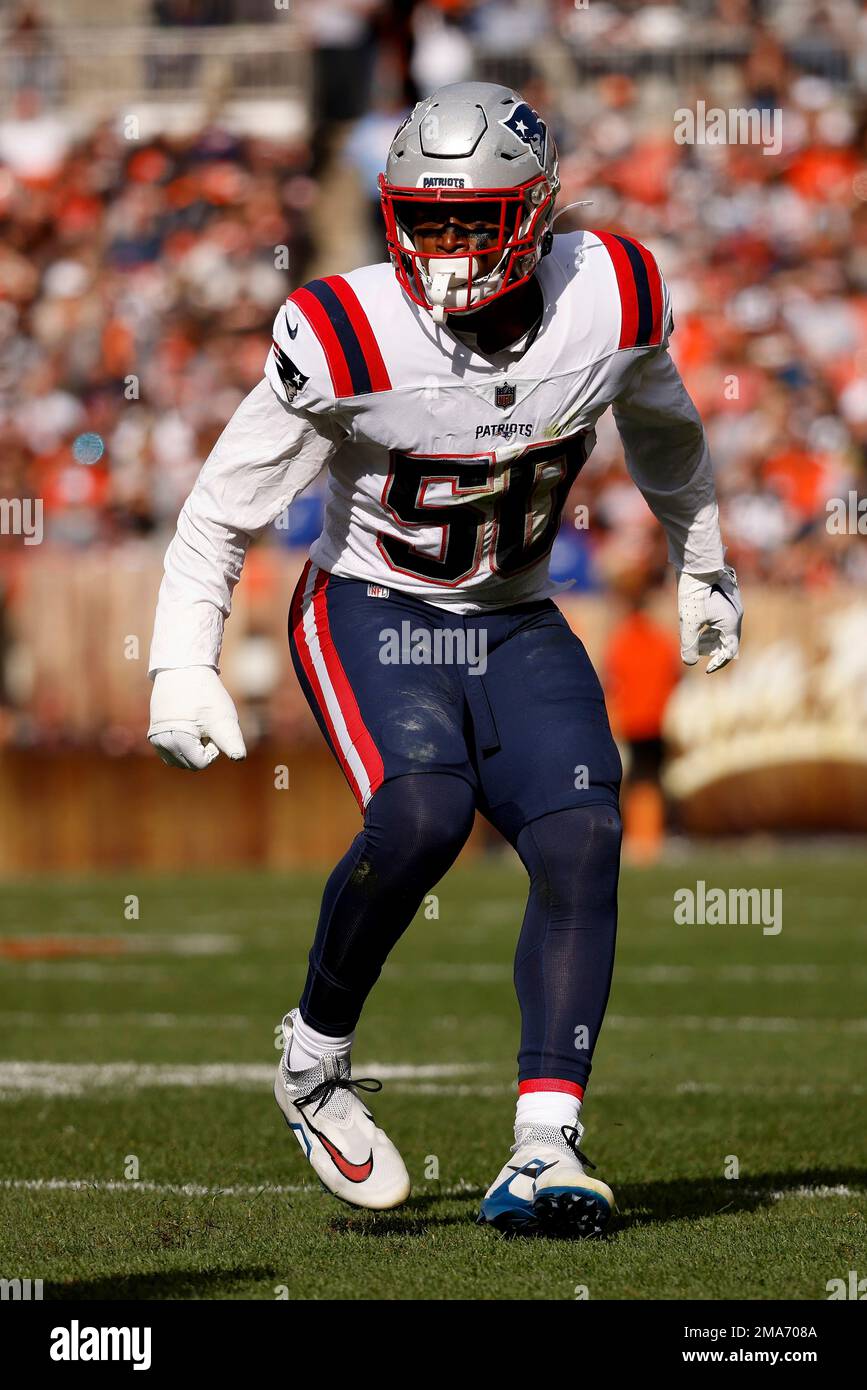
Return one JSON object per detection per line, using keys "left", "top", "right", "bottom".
{"left": 283, "top": 310, "right": 298, "bottom": 339}
{"left": 312, "top": 1128, "right": 375, "bottom": 1183}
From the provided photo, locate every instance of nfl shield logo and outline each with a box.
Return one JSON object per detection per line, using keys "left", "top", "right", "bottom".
{"left": 495, "top": 382, "right": 516, "bottom": 410}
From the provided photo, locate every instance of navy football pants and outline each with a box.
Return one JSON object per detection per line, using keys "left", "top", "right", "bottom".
{"left": 289, "top": 561, "right": 622, "bottom": 1092}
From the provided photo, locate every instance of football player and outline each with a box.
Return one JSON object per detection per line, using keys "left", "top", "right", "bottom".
{"left": 148, "top": 83, "right": 742, "bottom": 1237}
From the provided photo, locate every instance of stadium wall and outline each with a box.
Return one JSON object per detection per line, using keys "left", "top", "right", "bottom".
{"left": 0, "top": 549, "right": 865, "bottom": 875}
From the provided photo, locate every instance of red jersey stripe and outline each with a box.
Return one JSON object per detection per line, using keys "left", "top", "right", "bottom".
{"left": 594, "top": 229, "right": 640, "bottom": 349}
{"left": 289, "top": 563, "right": 365, "bottom": 807}
{"left": 322, "top": 275, "right": 392, "bottom": 393}
{"left": 309, "top": 570, "right": 385, "bottom": 803}
{"left": 617, "top": 232, "right": 664, "bottom": 346}
{"left": 289, "top": 286, "right": 354, "bottom": 398}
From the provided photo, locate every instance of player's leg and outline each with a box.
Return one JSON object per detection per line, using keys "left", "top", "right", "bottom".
{"left": 511, "top": 803, "right": 621, "bottom": 1121}
{"left": 468, "top": 601, "right": 622, "bottom": 1235}
{"left": 477, "top": 804, "right": 621, "bottom": 1237}
{"left": 299, "top": 770, "right": 476, "bottom": 1037}
{"left": 275, "top": 771, "right": 474, "bottom": 1209}
{"left": 276, "top": 563, "right": 476, "bottom": 1208}
{"left": 500, "top": 802, "right": 620, "bottom": 1234}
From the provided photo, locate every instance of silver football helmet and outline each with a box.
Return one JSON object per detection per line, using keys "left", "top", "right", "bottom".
{"left": 379, "top": 81, "right": 560, "bottom": 322}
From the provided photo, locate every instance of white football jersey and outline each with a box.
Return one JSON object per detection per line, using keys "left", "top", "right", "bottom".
{"left": 149, "top": 230, "right": 724, "bottom": 673}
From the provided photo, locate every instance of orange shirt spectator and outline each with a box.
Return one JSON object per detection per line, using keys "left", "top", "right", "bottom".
{"left": 605, "top": 606, "right": 681, "bottom": 742}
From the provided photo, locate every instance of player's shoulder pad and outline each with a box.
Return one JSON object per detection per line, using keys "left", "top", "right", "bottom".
{"left": 265, "top": 267, "right": 394, "bottom": 411}
{"left": 581, "top": 228, "right": 674, "bottom": 352}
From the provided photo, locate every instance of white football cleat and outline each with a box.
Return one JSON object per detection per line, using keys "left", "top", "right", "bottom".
{"left": 478, "top": 1121, "right": 614, "bottom": 1238}
{"left": 273, "top": 1012, "right": 411, "bottom": 1211}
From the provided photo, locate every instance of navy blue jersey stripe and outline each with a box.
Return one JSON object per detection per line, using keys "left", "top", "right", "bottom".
{"left": 302, "top": 279, "right": 372, "bottom": 396}
{"left": 612, "top": 235, "right": 653, "bottom": 347}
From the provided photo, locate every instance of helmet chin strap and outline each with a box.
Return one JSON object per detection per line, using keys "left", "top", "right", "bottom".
{"left": 428, "top": 275, "right": 451, "bottom": 325}
{"left": 425, "top": 253, "right": 507, "bottom": 323}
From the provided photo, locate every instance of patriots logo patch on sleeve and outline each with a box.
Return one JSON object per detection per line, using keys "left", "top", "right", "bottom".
{"left": 272, "top": 341, "right": 309, "bottom": 401}
{"left": 499, "top": 102, "right": 548, "bottom": 168}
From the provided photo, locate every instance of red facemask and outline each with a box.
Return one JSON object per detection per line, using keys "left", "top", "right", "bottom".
{"left": 378, "top": 173, "right": 555, "bottom": 317}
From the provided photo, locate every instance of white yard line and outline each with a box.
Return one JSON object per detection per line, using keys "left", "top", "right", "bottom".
{"left": 0, "top": 1060, "right": 492, "bottom": 1098}
{"left": 18, "top": 1002, "right": 837, "bottom": 1031}
{"left": 2, "top": 945, "right": 864, "bottom": 985}
{"left": 605, "top": 1015, "right": 867, "bottom": 1033}
{"left": 615, "top": 965, "right": 852, "bottom": 983}
{"left": 675, "top": 1080, "right": 866, "bottom": 1096}
{"left": 0, "top": 1178, "right": 312, "bottom": 1197}
{"left": 1, "top": 1060, "right": 863, "bottom": 1102}
{"left": 0, "top": 1012, "right": 253, "bottom": 1031}
{"left": 0, "top": 933, "right": 238, "bottom": 956}
{"left": 389, "top": 963, "right": 867, "bottom": 984}
{"left": 0, "top": 964, "right": 171, "bottom": 983}
{"left": 765, "top": 1185, "right": 859, "bottom": 1200}
{"left": 0, "top": 1177, "right": 858, "bottom": 1202}
{"left": 0, "top": 1177, "right": 484, "bottom": 1199}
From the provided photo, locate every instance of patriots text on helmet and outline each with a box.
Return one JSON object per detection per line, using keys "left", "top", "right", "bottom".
{"left": 419, "top": 175, "right": 470, "bottom": 189}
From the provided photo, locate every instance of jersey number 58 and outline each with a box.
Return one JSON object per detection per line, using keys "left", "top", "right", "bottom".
{"left": 377, "top": 431, "right": 591, "bottom": 586}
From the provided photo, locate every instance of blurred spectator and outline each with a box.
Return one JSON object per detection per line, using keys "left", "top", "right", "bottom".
{"left": 411, "top": 2, "right": 474, "bottom": 95}
{"left": 604, "top": 592, "right": 682, "bottom": 863}
{"left": 304, "top": 0, "right": 385, "bottom": 166}
{"left": 0, "top": 88, "right": 70, "bottom": 182}
{"left": 2, "top": 2, "right": 60, "bottom": 104}
{"left": 343, "top": 93, "right": 411, "bottom": 262}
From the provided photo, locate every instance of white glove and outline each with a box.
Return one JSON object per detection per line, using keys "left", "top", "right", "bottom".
{"left": 148, "top": 666, "right": 247, "bottom": 770}
{"left": 677, "top": 566, "right": 743, "bottom": 674}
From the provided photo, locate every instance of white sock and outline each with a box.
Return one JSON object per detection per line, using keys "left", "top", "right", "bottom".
{"left": 515, "top": 1090, "right": 582, "bottom": 1137}
{"left": 287, "top": 1009, "right": 354, "bottom": 1072}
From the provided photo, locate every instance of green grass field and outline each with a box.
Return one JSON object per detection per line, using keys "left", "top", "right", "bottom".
{"left": 0, "top": 852, "right": 865, "bottom": 1301}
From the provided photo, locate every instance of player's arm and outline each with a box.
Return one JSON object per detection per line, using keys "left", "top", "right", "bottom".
{"left": 148, "top": 376, "right": 340, "bottom": 769}
{"left": 612, "top": 328, "right": 743, "bottom": 675}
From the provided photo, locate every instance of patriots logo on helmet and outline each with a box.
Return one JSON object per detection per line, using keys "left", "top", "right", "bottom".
{"left": 499, "top": 102, "right": 548, "bottom": 168}
{"left": 272, "top": 341, "right": 309, "bottom": 401}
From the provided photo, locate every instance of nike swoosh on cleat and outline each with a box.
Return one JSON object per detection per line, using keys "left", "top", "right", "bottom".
{"left": 314, "top": 1129, "right": 374, "bottom": 1183}
{"left": 508, "top": 1159, "right": 558, "bottom": 1178}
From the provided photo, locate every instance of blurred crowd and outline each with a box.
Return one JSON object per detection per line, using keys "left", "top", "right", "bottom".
{"left": 0, "top": 0, "right": 866, "bottom": 597}
{"left": 0, "top": 109, "right": 316, "bottom": 542}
